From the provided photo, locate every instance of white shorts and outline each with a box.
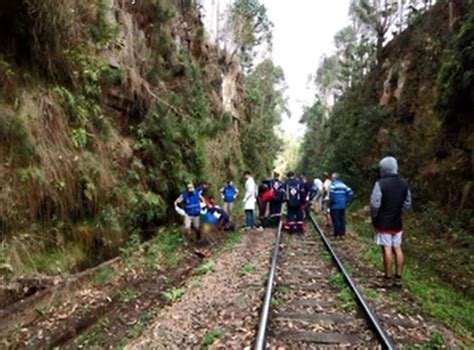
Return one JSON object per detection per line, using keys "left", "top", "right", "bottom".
{"left": 374, "top": 231, "right": 402, "bottom": 247}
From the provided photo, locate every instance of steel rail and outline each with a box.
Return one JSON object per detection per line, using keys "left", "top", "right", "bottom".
{"left": 254, "top": 220, "right": 283, "bottom": 350}
{"left": 309, "top": 213, "right": 396, "bottom": 350}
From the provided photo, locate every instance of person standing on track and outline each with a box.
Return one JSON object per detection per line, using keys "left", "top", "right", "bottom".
{"left": 322, "top": 172, "right": 332, "bottom": 226}
{"left": 313, "top": 176, "right": 324, "bottom": 213}
{"left": 243, "top": 170, "right": 261, "bottom": 231}
{"left": 370, "top": 156, "right": 412, "bottom": 287}
{"left": 301, "top": 175, "right": 314, "bottom": 219}
{"left": 269, "top": 171, "right": 284, "bottom": 226}
{"left": 220, "top": 180, "right": 238, "bottom": 219}
{"left": 174, "top": 183, "right": 205, "bottom": 240}
{"left": 329, "top": 173, "right": 353, "bottom": 239}
{"left": 284, "top": 171, "right": 306, "bottom": 234}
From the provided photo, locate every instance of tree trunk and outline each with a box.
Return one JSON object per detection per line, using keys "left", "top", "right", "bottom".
{"left": 376, "top": 31, "right": 384, "bottom": 64}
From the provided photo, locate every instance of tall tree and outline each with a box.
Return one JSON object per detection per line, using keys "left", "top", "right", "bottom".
{"left": 241, "top": 59, "right": 288, "bottom": 178}
{"left": 349, "top": 0, "right": 398, "bottom": 63}
{"left": 224, "top": 0, "right": 273, "bottom": 70}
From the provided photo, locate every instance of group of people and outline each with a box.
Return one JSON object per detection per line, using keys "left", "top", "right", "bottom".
{"left": 174, "top": 156, "right": 411, "bottom": 286}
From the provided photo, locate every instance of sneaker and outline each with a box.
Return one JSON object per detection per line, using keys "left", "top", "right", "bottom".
{"left": 256, "top": 226, "right": 264, "bottom": 232}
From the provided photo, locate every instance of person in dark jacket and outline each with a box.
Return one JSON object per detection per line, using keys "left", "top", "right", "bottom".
{"left": 284, "top": 171, "right": 306, "bottom": 233}
{"left": 370, "top": 156, "right": 411, "bottom": 287}
{"left": 269, "top": 171, "right": 284, "bottom": 226}
{"left": 301, "top": 175, "right": 314, "bottom": 219}
{"left": 329, "top": 173, "right": 353, "bottom": 239}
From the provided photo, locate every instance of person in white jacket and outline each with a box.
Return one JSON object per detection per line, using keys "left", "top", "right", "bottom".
{"left": 243, "top": 170, "right": 259, "bottom": 230}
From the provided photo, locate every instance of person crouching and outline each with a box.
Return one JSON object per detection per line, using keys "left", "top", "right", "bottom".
{"left": 174, "top": 183, "right": 205, "bottom": 241}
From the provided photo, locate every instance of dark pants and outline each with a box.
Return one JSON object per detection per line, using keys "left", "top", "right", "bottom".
{"left": 330, "top": 209, "right": 346, "bottom": 236}
{"left": 269, "top": 199, "right": 283, "bottom": 226}
{"left": 287, "top": 205, "right": 304, "bottom": 233}
{"left": 245, "top": 209, "right": 255, "bottom": 228}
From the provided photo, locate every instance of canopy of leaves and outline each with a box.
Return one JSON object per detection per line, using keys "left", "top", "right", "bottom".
{"left": 241, "top": 59, "right": 287, "bottom": 179}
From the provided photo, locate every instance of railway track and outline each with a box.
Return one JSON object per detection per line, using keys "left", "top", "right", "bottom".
{"left": 254, "top": 213, "right": 395, "bottom": 349}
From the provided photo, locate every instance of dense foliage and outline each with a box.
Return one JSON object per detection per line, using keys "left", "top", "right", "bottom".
{"left": 298, "top": 0, "right": 472, "bottom": 215}
{"left": 0, "top": 0, "right": 285, "bottom": 275}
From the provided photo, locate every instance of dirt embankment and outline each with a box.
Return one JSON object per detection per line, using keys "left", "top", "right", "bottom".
{"left": 0, "top": 229, "right": 231, "bottom": 349}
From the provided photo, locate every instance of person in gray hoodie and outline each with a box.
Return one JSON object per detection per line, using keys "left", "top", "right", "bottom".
{"left": 370, "top": 156, "right": 412, "bottom": 287}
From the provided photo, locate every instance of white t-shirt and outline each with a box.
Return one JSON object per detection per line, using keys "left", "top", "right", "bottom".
{"left": 313, "top": 178, "right": 323, "bottom": 198}
{"left": 323, "top": 179, "right": 331, "bottom": 200}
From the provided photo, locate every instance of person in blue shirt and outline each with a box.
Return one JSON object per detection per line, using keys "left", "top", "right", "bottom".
{"left": 174, "top": 183, "right": 205, "bottom": 240}
{"left": 220, "top": 181, "right": 239, "bottom": 219}
{"left": 329, "top": 173, "right": 353, "bottom": 239}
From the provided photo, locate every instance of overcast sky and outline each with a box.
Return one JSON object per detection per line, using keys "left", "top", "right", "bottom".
{"left": 201, "top": 0, "right": 351, "bottom": 137}
{"left": 261, "top": 1, "right": 350, "bottom": 137}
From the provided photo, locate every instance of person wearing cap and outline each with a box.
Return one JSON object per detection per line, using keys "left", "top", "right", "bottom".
{"left": 174, "top": 183, "right": 205, "bottom": 240}
{"left": 370, "top": 156, "right": 412, "bottom": 287}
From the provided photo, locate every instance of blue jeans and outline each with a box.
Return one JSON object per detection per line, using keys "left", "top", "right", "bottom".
{"left": 330, "top": 209, "right": 346, "bottom": 236}
{"left": 245, "top": 209, "right": 255, "bottom": 228}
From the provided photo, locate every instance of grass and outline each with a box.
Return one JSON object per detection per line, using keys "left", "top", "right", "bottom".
{"left": 329, "top": 272, "right": 345, "bottom": 289}
{"left": 187, "top": 278, "right": 201, "bottom": 289}
{"left": 140, "top": 227, "right": 184, "bottom": 270}
{"left": 162, "top": 288, "right": 184, "bottom": 303}
{"left": 337, "top": 287, "right": 356, "bottom": 312}
{"left": 276, "top": 284, "right": 289, "bottom": 294}
{"left": 406, "top": 331, "right": 447, "bottom": 350}
{"left": 271, "top": 297, "right": 283, "bottom": 308}
{"left": 93, "top": 266, "right": 114, "bottom": 284}
{"left": 349, "top": 218, "right": 474, "bottom": 342}
{"left": 195, "top": 260, "right": 216, "bottom": 275}
{"left": 320, "top": 250, "right": 332, "bottom": 262}
{"left": 119, "top": 288, "right": 138, "bottom": 303}
{"left": 201, "top": 328, "right": 225, "bottom": 348}
{"left": 240, "top": 263, "right": 256, "bottom": 276}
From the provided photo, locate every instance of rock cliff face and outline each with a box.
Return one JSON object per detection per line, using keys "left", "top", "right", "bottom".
{"left": 0, "top": 0, "right": 246, "bottom": 273}
{"left": 372, "top": 0, "right": 472, "bottom": 210}
{"left": 301, "top": 0, "right": 472, "bottom": 216}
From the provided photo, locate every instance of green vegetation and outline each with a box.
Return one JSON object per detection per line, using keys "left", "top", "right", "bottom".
{"left": 240, "top": 263, "right": 256, "bottom": 276}
{"left": 188, "top": 278, "right": 201, "bottom": 289}
{"left": 201, "top": 328, "right": 225, "bottom": 348}
{"left": 195, "top": 260, "right": 216, "bottom": 276}
{"left": 270, "top": 297, "right": 283, "bottom": 308}
{"left": 163, "top": 288, "right": 185, "bottom": 304}
{"left": 407, "top": 331, "right": 448, "bottom": 350}
{"left": 93, "top": 266, "right": 114, "bottom": 284}
{"left": 350, "top": 217, "right": 474, "bottom": 340}
{"left": 336, "top": 287, "right": 356, "bottom": 312}
{"left": 329, "top": 272, "right": 345, "bottom": 289}
{"left": 298, "top": 5, "right": 473, "bottom": 344}
{"left": 0, "top": 0, "right": 286, "bottom": 278}
{"left": 119, "top": 288, "right": 139, "bottom": 303}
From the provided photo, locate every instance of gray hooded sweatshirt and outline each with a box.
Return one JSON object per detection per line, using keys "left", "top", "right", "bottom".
{"left": 370, "top": 157, "right": 412, "bottom": 231}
